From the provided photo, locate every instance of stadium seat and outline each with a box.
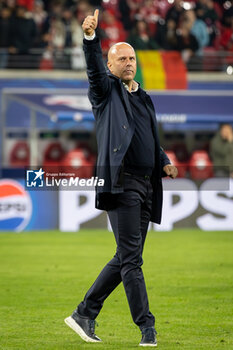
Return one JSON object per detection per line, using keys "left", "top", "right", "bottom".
{"left": 42, "top": 142, "right": 65, "bottom": 173}
{"left": 165, "top": 150, "right": 188, "bottom": 178}
{"left": 62, "top": 146, "right": 95, "bottom": 179}
{"left": 9, "top": 141, "right": 30, "bottom": 167}
{"left": 76, "top": 142, "right": 96, "bottom": 163}
{"left": 189, "top": 150, "right": 213, "bottom": 179}
{"left": 172, "top": 143, "right": 189, "bottom": 162}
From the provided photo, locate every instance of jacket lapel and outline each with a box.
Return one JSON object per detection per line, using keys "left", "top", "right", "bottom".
{"left": 108, "top": 73, "right": 134, "bottom": 120}
{"left": 138, "top": 89, "right": 158, "bottom": 132}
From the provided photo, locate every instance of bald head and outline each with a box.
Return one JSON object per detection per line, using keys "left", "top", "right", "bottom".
{"left": 107, "top": 42, "right": 137, "bottom": 85}
{"left": 108, "top": 42, "right": 135, "bottom": 61}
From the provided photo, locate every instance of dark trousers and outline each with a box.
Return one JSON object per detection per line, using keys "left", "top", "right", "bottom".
{"left": 77, "top": 174, "right": 155, "bottom": 330}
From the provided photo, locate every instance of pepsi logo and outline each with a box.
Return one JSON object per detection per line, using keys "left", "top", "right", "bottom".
{"left": 0, "top": 180, "right": 32, "bottom": 232}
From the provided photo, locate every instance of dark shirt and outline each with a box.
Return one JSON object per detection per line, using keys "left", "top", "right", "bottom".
{"left": 176, "top": 32, "right": 199, "bottom": 52}
{"left": 124, "top": 89, "right": 155, "bottom": 176}
{"left": 0, "top": 18, "right": 12, "bottom": 47}
{"left": 155, "top": 21, "right": 178, "bottom": 50}
{"left": 165, "top": 6, "right": 184, "bottom": 25}
{"left": 11, "top": 17, "right": 37, "bottom": 53}
{"left": 63, "top": 19, "right": 72, "bottom": 47}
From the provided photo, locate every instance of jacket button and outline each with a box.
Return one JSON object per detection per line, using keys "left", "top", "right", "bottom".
{"left": 113, "top": 148, "right": 118, "bottom": 152}
{"left": 122, "top": 125, "right": 127, "bottom": 130}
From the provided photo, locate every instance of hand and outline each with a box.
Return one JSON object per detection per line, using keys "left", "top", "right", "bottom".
{"left": 163, "top": 164, "right": 178, "bottom": 179}
{"left": 82, "top": 9, "right": 99, "bottom": 36}
{"left": 8, "top": 46, "right": 17, "bottom": 54}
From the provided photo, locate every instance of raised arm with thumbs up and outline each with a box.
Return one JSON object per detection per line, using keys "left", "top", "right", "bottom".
{"left": 82, "top": 9, "right": 99, "bottom": 36}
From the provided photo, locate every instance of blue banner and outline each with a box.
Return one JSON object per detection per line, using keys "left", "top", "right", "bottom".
{"left": 0, "top": 178, "right": 58, "bottom": 232}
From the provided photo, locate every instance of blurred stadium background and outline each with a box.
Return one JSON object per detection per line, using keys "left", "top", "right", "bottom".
{"left": 0, "top": 1, "right": 233, "bottom": 349}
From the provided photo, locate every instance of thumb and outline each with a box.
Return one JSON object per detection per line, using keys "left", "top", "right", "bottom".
{"left": 94, "top": 9, "right": 99, "bottom": 24}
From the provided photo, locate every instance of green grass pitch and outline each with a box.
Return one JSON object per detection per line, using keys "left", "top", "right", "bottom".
{"left": 0, "top": 229, "right": 233, "bottom": 350}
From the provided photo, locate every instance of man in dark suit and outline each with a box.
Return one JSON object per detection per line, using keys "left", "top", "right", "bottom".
{"left": 65, "top": 9, "right": 178, "bottom": 347}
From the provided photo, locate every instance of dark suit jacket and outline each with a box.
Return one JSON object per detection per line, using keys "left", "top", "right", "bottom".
{"left": 83, "top": 37, "right": 170, "bottom": 223}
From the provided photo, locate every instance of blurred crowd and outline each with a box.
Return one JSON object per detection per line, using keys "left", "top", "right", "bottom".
{"left": 0, "top": 0, "right": 232, "bottom": 69}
